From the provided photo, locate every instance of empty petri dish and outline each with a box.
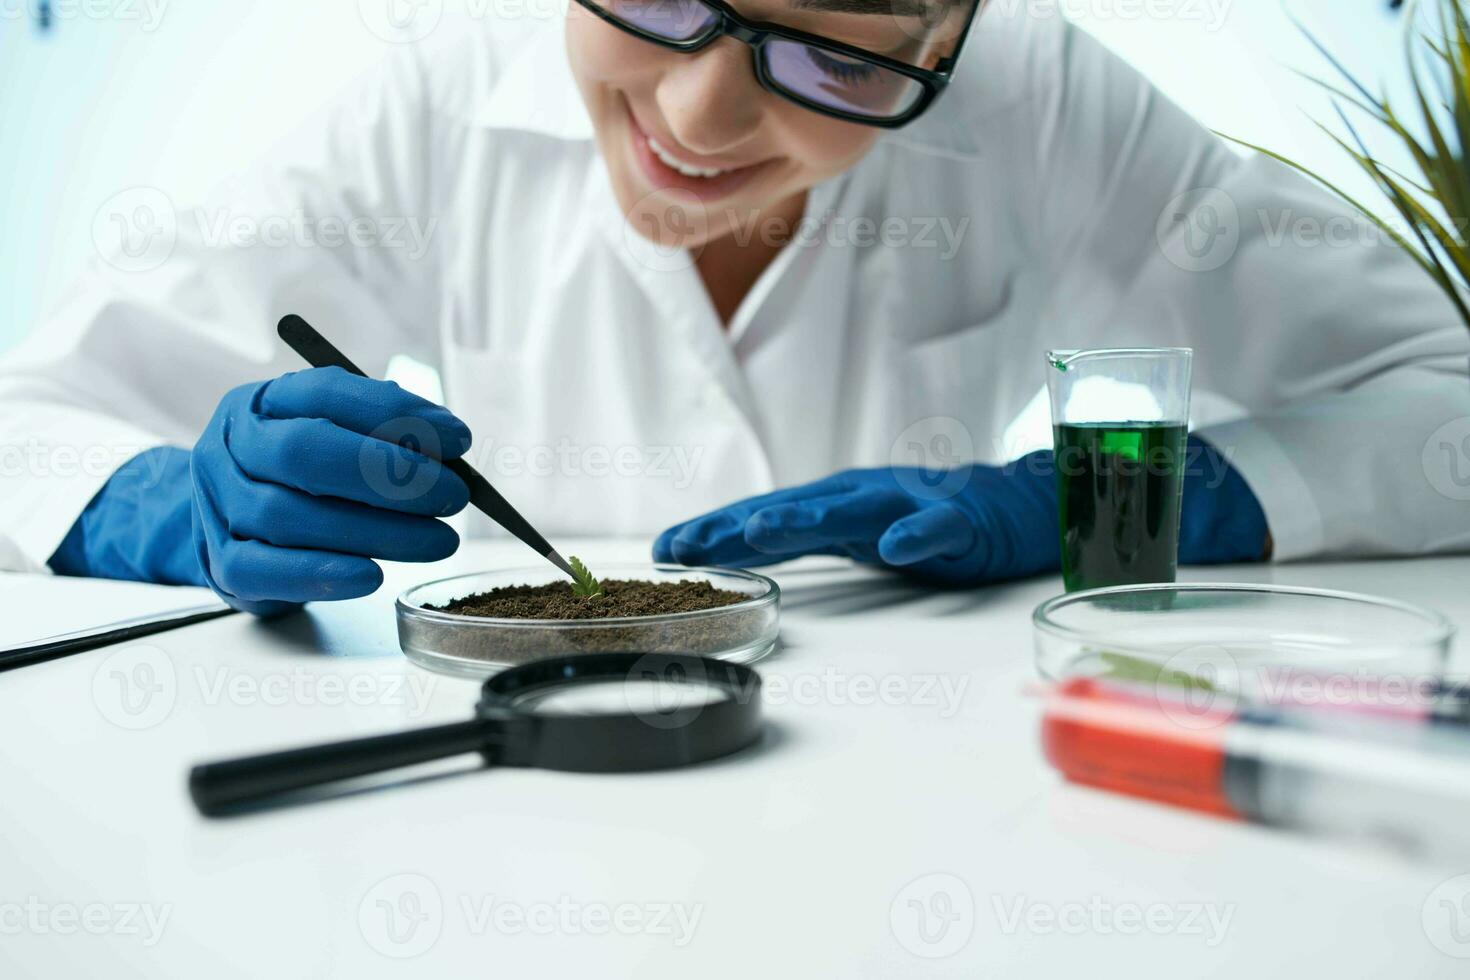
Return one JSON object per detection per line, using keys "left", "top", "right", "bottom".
{"left": 1033, "top": 583, "right": 1455, "bottom": 695}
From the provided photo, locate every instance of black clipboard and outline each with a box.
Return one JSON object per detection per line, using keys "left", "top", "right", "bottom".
{"left": 0, "top": 604, "right": 238, "bottom": 672}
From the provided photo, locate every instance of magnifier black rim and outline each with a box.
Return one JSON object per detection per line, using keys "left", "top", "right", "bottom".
{"left": 478, "top": 652, "right": 761, "bottom": 709}
{"left": 474, "top": 652, "right": 765, "bottom": 773}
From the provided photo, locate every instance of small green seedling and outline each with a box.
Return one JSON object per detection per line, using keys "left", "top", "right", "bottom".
{"left": 1097, "top": 651, "right": 1217, "bottom": 693}
{"left": 569, "top": 556, "right": 604, "bottom": 599}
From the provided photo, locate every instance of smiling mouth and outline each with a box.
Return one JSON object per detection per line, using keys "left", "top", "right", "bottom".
{"left": 646, "top": 135, "right": 730, "bottom": 178}
{"left": 623, "top": 100, "right": 773, "bottom": 199}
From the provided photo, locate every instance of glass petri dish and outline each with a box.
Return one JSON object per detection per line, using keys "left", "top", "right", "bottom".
{"left": 398, "top": 564, "right": 780, "bottom": 677}
{"left": 1033, "top": 583, "right": 1455, "bottom": 694}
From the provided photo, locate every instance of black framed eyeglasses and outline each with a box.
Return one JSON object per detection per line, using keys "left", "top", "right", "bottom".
{"left": 571, "top": 0, "right": 983, "bottom": 128}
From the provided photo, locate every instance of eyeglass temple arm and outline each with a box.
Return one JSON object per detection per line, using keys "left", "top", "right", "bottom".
{"left": 933, "top": 0, "right": 987, "bottom": 75}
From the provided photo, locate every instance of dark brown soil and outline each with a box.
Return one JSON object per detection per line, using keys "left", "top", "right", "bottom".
{"left": 432, "top": 579, "right": 749, "bottom": 620}
{"left": 412, "top": 577, "right": 772, "bottom": 666}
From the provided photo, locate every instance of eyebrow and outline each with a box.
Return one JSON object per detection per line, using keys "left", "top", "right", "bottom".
{"left": 788, "top": 0, "right": 935, "bottom": 16}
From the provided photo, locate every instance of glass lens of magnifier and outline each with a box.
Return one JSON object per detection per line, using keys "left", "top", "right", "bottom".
{"left": 514, "top": 676, "right": 729, "bottom": 717}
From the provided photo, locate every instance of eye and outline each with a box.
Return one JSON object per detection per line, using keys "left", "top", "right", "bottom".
{"left": 804, "top": 47, "right": 881, "bottom": 85}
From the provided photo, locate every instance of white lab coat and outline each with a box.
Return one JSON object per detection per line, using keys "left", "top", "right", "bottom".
{"left": 2, "top": 7, "right": 1468, "bottom": 575}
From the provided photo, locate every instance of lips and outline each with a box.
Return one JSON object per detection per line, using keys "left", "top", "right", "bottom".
{"left": 624, "top": 101, "right": 771, "bottom": 200}
{"left": 646, "top": 135, "right": 730, "bottom": 178}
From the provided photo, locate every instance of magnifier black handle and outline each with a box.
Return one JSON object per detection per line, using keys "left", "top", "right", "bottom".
{"left": 189, "top": 718, "right": 498, "bottom": 816}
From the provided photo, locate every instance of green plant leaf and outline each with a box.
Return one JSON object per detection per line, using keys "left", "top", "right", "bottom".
{"left": 1406, "top": 28, "right": 1470, "bottom": 224}
{"left": 1290, "top": 10, "right": 1384, "bottom": 108}
{"left": 568, "top": 556, "right": 603, "bottom": 599}
{"left": 1219, "top": 123, "right": 1470, "bottom": 330}
{"left": 1315, "top": 112, "right": 1470, "bottom": 297}
{"left": 1230, "top": 0, "right": 1470, "bottom": 336}
{"left": 1219, "top": 131, "right": 1445, "bottom": 269}
{"left": 1096, "top": 651, "right": 1218, "bottom": 694}
{"left": 1292, "top": 70, "right": 1392, "bottom": 126}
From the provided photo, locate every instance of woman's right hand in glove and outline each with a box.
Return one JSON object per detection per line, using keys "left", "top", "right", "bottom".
{"left": 190, "top": 367, "right": 472, "bottom": 615}
{"left": 50, "top": 367, "right": 473, "bottom": 617}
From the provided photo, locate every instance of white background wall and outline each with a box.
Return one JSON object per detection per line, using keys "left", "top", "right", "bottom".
{"left": 0, "top": 0, "right": 1414, "bottom": 353}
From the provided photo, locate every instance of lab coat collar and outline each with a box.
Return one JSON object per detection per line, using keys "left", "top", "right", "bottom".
{"left": 873, "top": 11, "right": 1019, "bottom": 162}
{"left": 879, "top": 97, "right": 986, "bottom": 161}
{"left": 472, "top": 21, "right": 596, "bottom": 141}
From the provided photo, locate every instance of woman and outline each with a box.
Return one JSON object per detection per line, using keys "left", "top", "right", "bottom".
{"left": 2, "top": 1, "right": 1466, "bottom": 613}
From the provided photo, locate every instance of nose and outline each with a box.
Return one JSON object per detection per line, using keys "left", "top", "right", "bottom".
{"left": 654, "top": 38, "right": 765, "bottom": 156}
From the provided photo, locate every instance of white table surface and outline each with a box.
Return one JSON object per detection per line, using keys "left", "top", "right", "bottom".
{"left": 4, "top": 540, "right": 1470, "bottom": 977}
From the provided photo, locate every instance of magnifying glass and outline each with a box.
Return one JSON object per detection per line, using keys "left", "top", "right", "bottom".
{"left": 188, "top": 653, "right": 763, "bottom": 816}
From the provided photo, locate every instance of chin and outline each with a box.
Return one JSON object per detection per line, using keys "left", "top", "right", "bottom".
{"left": 625, "top": 191, "right": 727, "bottom": 254}
{"left": 603, "top": 156, "right": 725, "bottom": 253}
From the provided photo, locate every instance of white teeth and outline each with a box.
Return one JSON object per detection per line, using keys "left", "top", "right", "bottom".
{"left": 647, "top": 136, "right": 728, "bottom": 178}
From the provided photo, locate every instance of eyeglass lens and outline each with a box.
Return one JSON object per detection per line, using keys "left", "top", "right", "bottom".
{"left": 595, "top": 0, "right": 927, "bottom": 120}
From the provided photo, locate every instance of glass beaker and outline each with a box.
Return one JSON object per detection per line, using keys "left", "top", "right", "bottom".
{"left": 1046, "top": 348, "right": 1193, "bottom": 593}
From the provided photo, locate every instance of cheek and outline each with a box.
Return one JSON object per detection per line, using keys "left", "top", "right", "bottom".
{"left": 767, "top": 109, "right": 881, "bottom": 180}
{"left": 566, "top": 10, "right": 659, "bottom": 89}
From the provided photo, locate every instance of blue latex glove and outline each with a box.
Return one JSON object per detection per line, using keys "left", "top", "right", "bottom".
{"left": 1178, "top": 435, "right": 1272, "bottom": 564}
{"left": 50, "top": 367, "right": 472, "bottom": 616}
{"left": 653, "top": 436, "right": 1269, "bottom": 584}
{"left": 654, "top": 454, "right": 1060, "bottom": 585}
{"left": 50, "top": 446, "right": 210, "bottom": 589}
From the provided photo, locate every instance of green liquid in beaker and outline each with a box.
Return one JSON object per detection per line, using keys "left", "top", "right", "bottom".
{"left": 1054, "top": 422, "right": 1187, "bottom": 593}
